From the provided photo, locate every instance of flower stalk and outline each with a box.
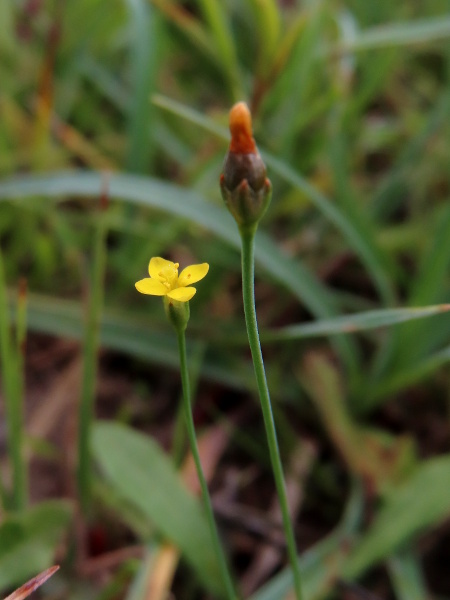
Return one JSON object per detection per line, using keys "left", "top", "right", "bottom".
{"left": 0, "top": 250, "right": 28, "bottom": 509}
{"left": 136, "top": 259, "right": 237, "bottom": 600}
{"left": 240, "top": 229, "right": 304, "bottom": 600}
{"left": 221, "top": 102, "right": 304, "bottom": 600}
{"left": 78, "top": 192, "right": 108, "bottom": 514}
{"left": 176, "top": 327, "right": 237, "bottom": 600}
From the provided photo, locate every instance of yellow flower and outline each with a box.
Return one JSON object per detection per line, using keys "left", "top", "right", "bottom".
{"left": 135, "top": 257, "right": 209, "bottom": 302}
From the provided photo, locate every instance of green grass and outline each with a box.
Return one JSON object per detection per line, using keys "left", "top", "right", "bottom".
{"left": 1, "top": 0, "right": 450, "bottom": 598}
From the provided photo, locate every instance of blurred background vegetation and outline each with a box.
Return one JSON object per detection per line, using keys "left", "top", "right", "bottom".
{"left": 1, "top": 0, "right": 450, "bottom": 598}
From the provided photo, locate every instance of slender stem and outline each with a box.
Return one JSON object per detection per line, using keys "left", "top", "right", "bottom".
{"left": 176, "top": 330, "right": 237, "bottom": 600}
{"left": 240, "top": 228, "right": 304, "bottom": 600}
{"left": 78, "top": 213, "right": 107, "bottom": 514}
{"left": 0, "top": 250, "right": 27, "bottom": 509}
{"left": 14, "top": 278, "right": 28, "bottom": 507}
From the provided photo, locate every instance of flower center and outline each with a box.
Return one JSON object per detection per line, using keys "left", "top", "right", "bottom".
{"left": 158, "top": 263, "right": 179, "bottom": 290}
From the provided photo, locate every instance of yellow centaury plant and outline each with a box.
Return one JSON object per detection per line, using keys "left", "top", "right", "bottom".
{"left": 134, "top": 257, "right": 236, "bottom": 599}
{"left": 135, "top": 257, "right": 209, "bottom": 302}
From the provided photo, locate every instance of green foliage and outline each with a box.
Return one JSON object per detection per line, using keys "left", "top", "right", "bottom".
{"left": 92, "top": 422, "right": 226, "bottom": 596}
{"left": 343, "top": 456, "right": 450, "bottom": 578}
{"left": 0, "top": 501, "right": 71, "bottom": 589}
{"left": 1, "top": 0, "right": 450, "bottom": 598}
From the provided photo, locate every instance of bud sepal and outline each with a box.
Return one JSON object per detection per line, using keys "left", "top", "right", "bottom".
{"left": 220, "top": 172, "right": 272, "bottom": 234}
{"left": 164, "top": 296, "right": 190, "bottom": 333}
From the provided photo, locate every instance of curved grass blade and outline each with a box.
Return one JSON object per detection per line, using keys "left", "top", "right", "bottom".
{"left": 367, "top": 342, "right": 450, "bottom": 407}
{"left": 265, "top": 153, "right": 394, "bottom": 305}
{"left": 20, "top": 292, "right": 255, "bottom": 393}
{"left": 260, "top": 304, "right": 450, "bottom": 342}
{"left": 371, "top": 88, "right": 450, "bottom": 221}
{"left": 333, "top": 15, "right": 450, "bottom": 53}
{"left": 0, "top": 170, "right": 357, "bottom": 369}
{"left": 342, "top": 456, "right": 450, "bottom": 580}
{"left": 388, "top": 206, "right": 450, "bottom": 370}
{"left": 152, "top": 0, "right": 219, "bottom": 66}
{"left": 152, "top": 95, "right": 393, "bottom": 306}
{"left": 388, "top": 551, "right": 429, "bottom": 600}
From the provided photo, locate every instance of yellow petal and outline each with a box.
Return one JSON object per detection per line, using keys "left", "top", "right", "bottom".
{"left": 148, "top": 257, "right": 175, "bottom": 280}
{"left": 178, "top": 263, "right": 209, "bottom": 287}
{"left": 135, "top": 278, "right": 167, "bottom": 296}
{"left": 167, "top": 287, "right": 196, "bottom": 302}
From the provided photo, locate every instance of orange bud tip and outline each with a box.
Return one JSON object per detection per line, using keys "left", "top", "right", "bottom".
{"left": 229, "top": 102, "right": 257, "bottom": 154}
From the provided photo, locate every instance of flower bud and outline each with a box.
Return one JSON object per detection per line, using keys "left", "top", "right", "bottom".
{"left": 220, "top": 102, "right": 272, "bottom": 232}
{"left": 164, "top": 296, "right": 190, "bottom": 332}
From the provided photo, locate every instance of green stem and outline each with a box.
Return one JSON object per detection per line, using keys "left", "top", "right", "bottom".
{"left": 14, "top": 279, "right": 28, "bottom": 508}
{"left": 176, "top": 330, "right": 237, "bottom": 600}
{"left": 78, "top": 212, "right": 108, "bottom": 514}
{"left": 0, "top": 250, "right": 27, "bottom": 509}
{"left": 240, "top": 228, "right": 304, "bottom": 600}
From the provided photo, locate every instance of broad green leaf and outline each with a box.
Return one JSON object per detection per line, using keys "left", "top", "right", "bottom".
{"left": 0, "top": 501, "right": 71, "bottom": 590}
{"left": 343, "top": 456, "right": 450, "bottom": 579}
{"left": 92, "top": 422, "right": 226, "bottom": 596}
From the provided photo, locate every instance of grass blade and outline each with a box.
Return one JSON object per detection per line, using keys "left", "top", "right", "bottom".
{"left": 125, "top": 0, "right": 160, "bottom": 172}
{"left": 261, "top": 304, "right": 450, "bottom": 342}
{"left": 246, "top": 0, "right": 281, "bottom": 71}
{"left": 388, "top": 551, "right": 429, "bottom": 600}
{"left": 195, "top": 0, "right": 241, "bottom": 99}
{"left": 342, "top": 455, "right": 450, "bottom": 579}
{"left": 16, "top": 292, "right": 256, "bottom": 393}
{"left": 334, "top": 14, "right": 450, "bottom": 53}
{"left": 0, "top": 171, "right": 357, "bottom": 371}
